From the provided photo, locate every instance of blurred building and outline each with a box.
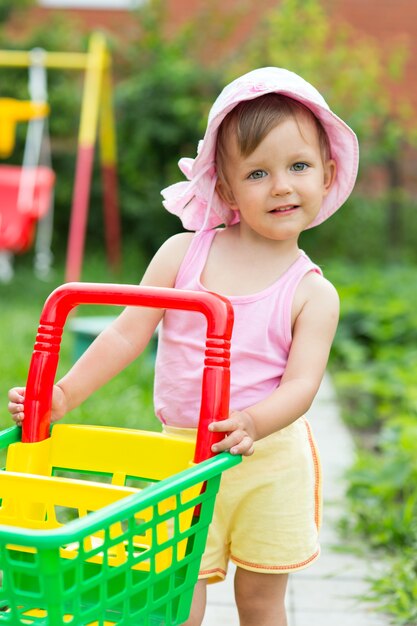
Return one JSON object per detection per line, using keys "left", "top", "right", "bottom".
{"left": 9, "top": 0, "right": 417, "bottom": 113}
{"left": 6, "top": 1, "right": 417, "bottom": 111}
{"left": 6, "top": 0, "right": 417, "bottom": 189}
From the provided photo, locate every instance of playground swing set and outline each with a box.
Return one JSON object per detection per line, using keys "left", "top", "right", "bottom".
{"left": 0, "top": 32, "right": 121, "bottom": 283}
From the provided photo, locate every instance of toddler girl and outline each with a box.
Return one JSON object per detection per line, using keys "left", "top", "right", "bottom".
{"left": 9, "top": 67, "right": 358, "bottom": 626}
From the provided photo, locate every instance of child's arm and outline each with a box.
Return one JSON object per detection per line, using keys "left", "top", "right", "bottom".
{"left": 8, "top": 233, "right": 194, "bottom": 425}
{"left": 210, "top": 273, "right": 340, "bottom": 456}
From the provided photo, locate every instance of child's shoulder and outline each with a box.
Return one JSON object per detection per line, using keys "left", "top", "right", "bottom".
{"left": 160, "top": 231, "right": 195, "bottom": 255}
{"left": 151, "top": 231, "right": 196, "bottom": 266}
{"left": 141, "top": 232, "right": 195, "bottom": 288}
{"left": 292, "top": 270, "right": 339, "bottom": 325}
{"left": 300, "top": 270, "right": 339, "bottom": 306}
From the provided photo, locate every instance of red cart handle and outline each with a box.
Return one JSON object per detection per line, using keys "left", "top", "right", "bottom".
{"left": 22, "top": 283, "right": 234, "bottom": 463}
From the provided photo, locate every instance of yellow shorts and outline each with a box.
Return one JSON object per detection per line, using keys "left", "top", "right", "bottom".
{"left": 163, "top": 417, "right": 322, "bottom": 583}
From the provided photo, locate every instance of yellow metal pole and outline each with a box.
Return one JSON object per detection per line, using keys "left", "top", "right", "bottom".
{"left": 65, "top": 33, "right": 106, "bottom": 282}
{"left": 99, "top": 59, "right": 121, "bottom": 272}
{"left": 77, "top": 32, "right": 106, "bottom": 148}
{"left": 99, "top": 61, "right": 117, "bottom": 167}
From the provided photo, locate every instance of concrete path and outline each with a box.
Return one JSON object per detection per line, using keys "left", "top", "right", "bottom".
{"left": 202, "top": 375, "right": 391, "bottom": 626}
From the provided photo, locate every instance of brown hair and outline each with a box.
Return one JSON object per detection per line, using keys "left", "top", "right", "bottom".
{"left": 215, "top": 93, "right": 331, "bottom": 184}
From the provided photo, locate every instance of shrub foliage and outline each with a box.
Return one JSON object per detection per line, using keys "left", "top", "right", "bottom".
{"left": 329, "top": 263, "right": 417, "bottom": 625}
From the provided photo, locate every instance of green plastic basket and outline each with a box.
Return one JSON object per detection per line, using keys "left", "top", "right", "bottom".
{"left": 0, "top": 284, "right": 240, "bottom": 625}
{"left": 0, "top": 434, "right": 238, "bottom": 625}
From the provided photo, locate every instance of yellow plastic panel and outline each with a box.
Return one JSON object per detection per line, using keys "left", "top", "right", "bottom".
{"left": 47, "top": 424, "right": 196, "bottom": 482}
{"left": 20, "top": 609, "right": 114, "bottom": 625}
{"left": 0, "top": 471, "right": 137, "bottom": 529}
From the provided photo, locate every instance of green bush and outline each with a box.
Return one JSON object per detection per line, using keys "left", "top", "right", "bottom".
{"left": 370, "top": 551, "right": 417, "bottom": 625}
{"left": 329, "top": 263, "right": 417, "bottom": 624}
{"left": 116, "top": 55, "right": 222, "bottom": 254}
{"left": 113, "top": 0, "right": 237, "bottom": 254}
{"left": 329, "top": 264, "right": 417, "bottom": 427}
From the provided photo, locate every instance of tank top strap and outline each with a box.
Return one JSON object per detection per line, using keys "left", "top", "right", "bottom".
{"left": 278, "top": 251, "right": 322, "bottom": 298}
{"left": 175, "top": 229, "right": 217, "bottom": 289}
{"left": 277, "top": 251, "right": 323, "bottom": 346}
{"left": 282, "top": 251, "right": 322, "bottom": 284}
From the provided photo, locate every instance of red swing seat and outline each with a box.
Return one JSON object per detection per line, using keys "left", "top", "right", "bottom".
{"left": 0, "top": 164, "right": 55, "bottom": 252}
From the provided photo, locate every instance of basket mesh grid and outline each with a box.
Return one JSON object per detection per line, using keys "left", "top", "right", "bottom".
{"left": 0, "top": 452, "right": 238, "bottom": 625}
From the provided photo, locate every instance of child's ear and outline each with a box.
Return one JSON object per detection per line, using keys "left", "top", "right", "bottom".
{"left": 323, "top": 159, "right": 337, "bottom": 196}
{"left": 216, "top": 178, "right": 237, "bottom": 209}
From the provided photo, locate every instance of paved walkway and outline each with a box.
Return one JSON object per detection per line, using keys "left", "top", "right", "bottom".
{"left": 202, "top": 375, "right": 391, "bottom": 626}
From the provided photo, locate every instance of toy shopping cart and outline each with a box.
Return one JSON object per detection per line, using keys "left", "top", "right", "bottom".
{"left": 0, "top": 283, "right": 240, "bottom": 625}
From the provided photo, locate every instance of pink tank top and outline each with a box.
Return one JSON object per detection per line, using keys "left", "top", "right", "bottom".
{"left": 154, "top": 229, "right": 322, "bottom": 428}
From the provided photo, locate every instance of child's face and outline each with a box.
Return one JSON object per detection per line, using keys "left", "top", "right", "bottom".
{"left": 217, "top": 112, "right": 336, "bottom": 242}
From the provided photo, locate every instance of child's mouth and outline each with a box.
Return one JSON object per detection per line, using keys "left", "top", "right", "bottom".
{"left": 270, "top": 205, "right": 298, "bottom": 213}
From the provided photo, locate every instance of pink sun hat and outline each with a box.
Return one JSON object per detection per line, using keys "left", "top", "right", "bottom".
{"left": 161, "top": 67, "right": 359, "bottom": 231}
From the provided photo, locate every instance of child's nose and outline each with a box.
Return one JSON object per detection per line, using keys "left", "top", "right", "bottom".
{"left": 271, "top": 173, "right": 292, "bottom": 196}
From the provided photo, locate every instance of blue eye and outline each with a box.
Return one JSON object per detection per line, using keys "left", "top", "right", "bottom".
{"left": 248, "top": 170, "right": 267, "bottom": 179}
{"left": 291, "top": 162, "right": 309, "bottom": 172}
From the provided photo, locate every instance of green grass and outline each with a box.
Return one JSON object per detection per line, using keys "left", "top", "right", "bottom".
{"left": 0, "top": 247, "right": 160, "bottom": 434}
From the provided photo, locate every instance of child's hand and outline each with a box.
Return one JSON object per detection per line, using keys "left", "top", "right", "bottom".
{"left": 209, "top": 410, "right": 256, "bottom": 456}
{"left": 8, "top": 385, "right": 68, "bottom": 427}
